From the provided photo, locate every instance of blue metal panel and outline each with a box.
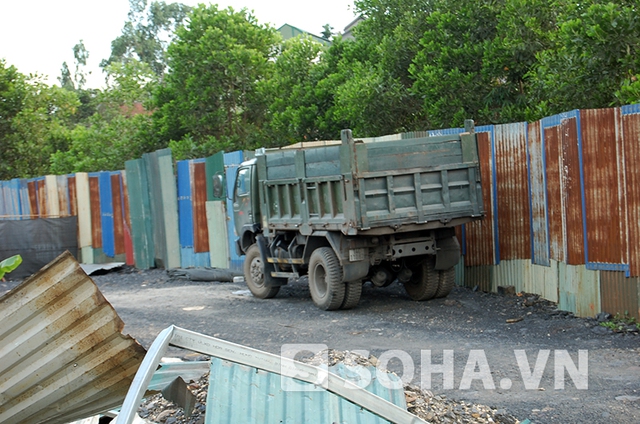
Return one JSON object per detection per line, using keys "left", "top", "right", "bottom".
{"left": 19, "top": 179, "right": 30, "bottom": 219}
{"left": 177, "top": 161, "right": 194, "bottom": 269}
{"left": 224, "top": 151, "right": 245, "bottom": 272}
{"left": 206, "top": 357, "right": 405, "bottom": 424}
{"left": 486, "top": 125, "right": 500, "bottom": 264}
{"left": 99, "top": 171, "right": 115, "bottom": 257}
{"left": 621, "top": 103, "right": 640, "bottom": 115}
{"left": 9, "top": 179, "right": 22, "bottom": 219}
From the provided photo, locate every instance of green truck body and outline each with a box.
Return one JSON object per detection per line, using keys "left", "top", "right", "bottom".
{"left": 228, "top": 122, "right": 484, "bottom": 310}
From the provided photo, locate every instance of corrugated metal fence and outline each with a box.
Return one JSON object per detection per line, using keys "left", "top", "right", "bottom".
{"left": 2, "top": 106, "right": 640, "bottom": 318}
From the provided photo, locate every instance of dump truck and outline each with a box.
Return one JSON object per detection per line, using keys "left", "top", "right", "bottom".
{"left": 218, "top": 121, "right": 484, "bottom": 310}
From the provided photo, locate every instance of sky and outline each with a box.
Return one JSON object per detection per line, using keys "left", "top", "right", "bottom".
{"left": 0, "top": 0, "right": 357, "bottom": 88}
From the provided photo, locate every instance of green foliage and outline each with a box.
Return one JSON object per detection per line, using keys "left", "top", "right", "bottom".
{"left": 0, "top": 255, "right": 22, "bottom": 280}
{"left": 1, "top": 69, "right": 79, "bottom": 179}
{"left": 152, "top": 4, "right": 279, "bottom": 150}
{"left": 527, "top": 0, "right": 640, "bottom": 119}
{"left": 599, "top": 312, "right": 640, "bottom": 333}
{"left": 50, "top": 61, "right": 157, "bottom": 174}
{"left": 102, "top": 0, "right": 191, "bottom": 76}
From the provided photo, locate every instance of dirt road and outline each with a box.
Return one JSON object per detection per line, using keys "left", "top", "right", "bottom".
{"left": 6, "top": 267, "right": 639, "bottom": 423}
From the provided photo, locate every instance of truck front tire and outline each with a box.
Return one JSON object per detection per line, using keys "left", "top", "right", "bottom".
{"left": 309, "top": 247, "right": 345, "bottom": 310}
{"left": 244, "top": 244, "right": 280, "bottom": 299}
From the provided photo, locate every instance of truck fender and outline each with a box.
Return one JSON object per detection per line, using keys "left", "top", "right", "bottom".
{"left": 434, "top": 236, "right": 461, "bottom": 270}
{"left": 256, "top": 234, "right": 287, "bottom": 287}
{"left": 238, "top": 223, "right": 262, "bottom": 255}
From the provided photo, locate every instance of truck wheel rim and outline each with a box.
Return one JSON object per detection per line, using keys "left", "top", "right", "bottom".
{"left": 250, "top": 258, "right": 263, "bottom": 286}
{"left": 313, "top": 265, "right": 327, "bottom": 297}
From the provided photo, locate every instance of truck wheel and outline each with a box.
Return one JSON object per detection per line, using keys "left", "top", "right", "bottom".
{"left": 340, "top": 280, "right": 363, "bottom": 310}
{"left": 403, "top": 256, "right": 438, "bottom": 301}
{"left": 309, "top": 247, "right": 345, "bottom": 310}
{"left": 435, "top": 267, "right": 456, "bottom": 298}
{"left": 244, "top": 244, "right": 280, "bottom": 299}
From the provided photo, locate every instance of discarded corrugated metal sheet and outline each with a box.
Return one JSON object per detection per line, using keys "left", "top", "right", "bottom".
{"left": 207, "top": 358, "right": 406, "bottom": 424}
{"left": 80, "top": 262, "right": 125, "bottom": 275}
{"left": 600, "top": 271, "right": 640, "bottom": 320}
{"left": 116, "top": 326, "right": 425, "bottom": 424}
{"left": 147, "top": 361, "right": 210, "bottom": 392}
{"left": 0, "top": 251, "right": 146, "bottom": 424}
{"left": 177, "top": 160, "right": 210, "bottom": 268}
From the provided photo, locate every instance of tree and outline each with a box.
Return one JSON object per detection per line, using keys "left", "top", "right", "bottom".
{"left": 102, "top": 0, "right": 192, "bottom": 77}
{"left": 50, "top": 60, "right": 158, "bottom": 174}
{"left": 527, "top": 0, "right": 640, "bottom": 118}
{"left": 2, "top": 74, "right": 79, "bottom": 178}
{"left": 152, "top": 5, "right": 279, "bottom": 152}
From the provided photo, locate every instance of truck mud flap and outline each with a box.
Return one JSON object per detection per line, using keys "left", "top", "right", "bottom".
{"left": 435, "top": 236, "right": 461, "bottom": 270}
{"left": 256, "top": 235, "right": 287, "bottom": 287}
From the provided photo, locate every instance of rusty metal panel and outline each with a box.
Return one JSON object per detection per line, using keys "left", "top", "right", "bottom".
{"left": 600, "top": 271, "right": 640, "bottom": 320}
{"left": 621, "top": 105, "right": 640, "bottom": 277}
{"left": 121, "top": 171, "right": 135, "bottom": 266}
{"left": 527, "top": 121, "right": 549, "bottom": 266}
{"left": 192, "top": 162, "right": 209, "bottom": 253}
{"left": 37, "top": 177, "right": 47, "bottom": 218}
{"left": 580, "top": 109, "right": 625, "bottom": 265}
{"left": 0, "top": 251, "right": 146, "bottom": 424}
{"left": 464, "top": 130, "right": 495, "bottom": 266}
{"left": 89, "top": 174, "right": 102, "bottom": 249}
{"left": 27, "top": 180, "right": 38, "bottom": 218}
{"left": 56, "top": 175, "right": 69, "bottom": 217}
{"left": 543, "top": 118, "right": 565, "bottom": 262}
{"left": 494, "top": 123, "right": 530, "bottom": 260}
{"left": 68, "top": 175, "right": 78, "bottom": 217}
{"left": 111, "top": 173, "right": 126, "bottom": 256}
{"left": 560, "top": 116, "right": 585, "bottom": 264}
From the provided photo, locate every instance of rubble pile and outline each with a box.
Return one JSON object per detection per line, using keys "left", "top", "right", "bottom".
{"left": 136, "top": 350, "right": 521, "bottom": 424}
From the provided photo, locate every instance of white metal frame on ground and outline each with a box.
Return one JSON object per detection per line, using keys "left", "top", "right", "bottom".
{"left": 115, "top": 325, "right": 426, "bottom": 424}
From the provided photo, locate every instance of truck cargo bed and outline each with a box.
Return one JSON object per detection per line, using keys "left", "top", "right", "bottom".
{"left": 257, "top": 129, "right": 484, "bottom": 236}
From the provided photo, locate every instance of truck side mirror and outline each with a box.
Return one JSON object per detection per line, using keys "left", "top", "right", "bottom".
{"left": 212, "top": 173, "right": 225, "bottom": 199}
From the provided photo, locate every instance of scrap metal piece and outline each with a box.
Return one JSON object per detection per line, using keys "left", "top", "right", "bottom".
{"left": 116, "top": 326, "right": 426, "bottom": 424}
{"left": 0, "top": 251, "right": 147, "bottom": 424}
{"left": 161, "top": 377, "right": 197, "bottom": 418}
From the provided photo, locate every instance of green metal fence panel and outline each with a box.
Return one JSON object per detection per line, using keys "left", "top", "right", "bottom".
{"left": 206, "top": 201, "right": 229, "bottom": 269}
{"left": 125, "top": 158, "right": 155, "bottom": 269}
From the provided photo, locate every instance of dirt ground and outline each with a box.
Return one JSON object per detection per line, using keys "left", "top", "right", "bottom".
{"left": 3, "top": 267, "right": 640, "bottom": 423}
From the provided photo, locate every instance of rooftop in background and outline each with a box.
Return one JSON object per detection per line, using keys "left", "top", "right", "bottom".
{"left": 342, "top": 15, "right": 364, "bottom": 40}
{"left": 277, "top": 23, "right": 331, "bottom": 45}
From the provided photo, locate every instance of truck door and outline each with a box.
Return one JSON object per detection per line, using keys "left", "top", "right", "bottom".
{"left": 233, "top": 164, "right": 254, "bottom": 238}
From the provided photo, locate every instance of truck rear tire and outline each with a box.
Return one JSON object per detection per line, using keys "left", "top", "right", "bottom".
{"left": 403, "top": 256, "right": 438, "bottom": 301}
{"left": 340, "top": 280, "right": 363, "bottom": 310}
{"left": 309, "top": 247, "right": 345, "bottom": 310}
{"left": 244, "top": 244, "right": 280, "bottom": 299}
{"left": 435, "top": 267, "right": 455, "bottom": 298}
